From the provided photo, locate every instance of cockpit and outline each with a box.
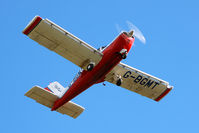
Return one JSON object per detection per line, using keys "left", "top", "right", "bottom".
{"left": 97, "top": 46, "right": 106, "bottom": 52}
{"left": 68, "top": 68, "right": 83, "bottom": 88}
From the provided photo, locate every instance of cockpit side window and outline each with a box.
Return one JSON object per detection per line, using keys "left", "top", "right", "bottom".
{"left": 68, "top": 69, "right": 83, "bottom": 88}
{"left": 97, "top": 46, "right": 106, "bottom": 52}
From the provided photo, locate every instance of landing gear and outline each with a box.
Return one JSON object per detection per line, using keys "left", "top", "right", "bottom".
{"left": 87, "top": 62, "right": 95, "bottom": 71}
{"left": 116, "top": 78, "right": 122, "bottom": 86}
{"left": 121, "top": 53, "right": 127, "bottom": 59}
{"left": 113, "top": 74, "right": 123, "bottom": 86}
{"left": 119, "top": 49, "right": 127, "bottom": 59}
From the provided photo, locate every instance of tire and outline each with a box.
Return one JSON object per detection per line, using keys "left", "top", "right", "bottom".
{"left": 116, "top": 79, "right": 122, "bottom": 86}
{"left": 121, "top": 53, "right": 127, "bottom": 59}
{"left": 87, "top": 63, "right": 94, "bottom": 71}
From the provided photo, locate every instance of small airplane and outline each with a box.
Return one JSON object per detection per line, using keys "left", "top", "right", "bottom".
{"left": 23, "top": 16, "right": 173, "bottom": 118}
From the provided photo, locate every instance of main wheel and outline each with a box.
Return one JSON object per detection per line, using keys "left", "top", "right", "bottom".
{"left": 116, "top": 78, "right": 122, "bottom": 86}
{"left": 87, "top": 63, "right": 94, "bottom": 71}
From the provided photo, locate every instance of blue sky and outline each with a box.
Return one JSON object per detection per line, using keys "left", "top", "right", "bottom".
{"left": 1, "top": 0, "right": 199, "bottom": 132}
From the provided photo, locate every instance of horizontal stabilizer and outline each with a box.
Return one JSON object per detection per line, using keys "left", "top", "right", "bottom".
{"left": 25, "top": 86, "right": 84, "bottom": 118}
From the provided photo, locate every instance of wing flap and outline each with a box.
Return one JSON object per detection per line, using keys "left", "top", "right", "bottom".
{"left": 105, "top": 62, "right": 173, "bottom": 101}
{"left": 25, "top": 86, "right": 84, "bottom": 118}
{"left": 23, "top": 16, "right": 102, "bottom": 69}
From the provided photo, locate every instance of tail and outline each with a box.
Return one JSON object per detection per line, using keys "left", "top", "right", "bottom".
{"left": 44, "top": 81, "right": 68, "bottom": 98}
{"left": 25, "top": 81, "right": 84, "bottom": 118}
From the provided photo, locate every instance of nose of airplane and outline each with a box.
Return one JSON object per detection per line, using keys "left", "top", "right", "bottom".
{"left": 128, "top": 30, "right": 134, "bottom": 37}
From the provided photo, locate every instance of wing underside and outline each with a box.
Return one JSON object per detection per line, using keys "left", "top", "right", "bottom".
{"left": 23, "top": 16, "right": 103, "bottom": 69}
{"left": 105, "top": 62, "right": 173, "bottom": 101}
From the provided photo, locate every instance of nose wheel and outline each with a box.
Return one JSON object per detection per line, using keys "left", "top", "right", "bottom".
{"left": 119, "top": 49, "right": 127, "bottom": 59}
{"left": 121, "top": 53, "right": 127, "bottom": 59}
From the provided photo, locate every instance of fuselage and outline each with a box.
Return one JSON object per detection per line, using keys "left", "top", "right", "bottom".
{"left": 51, "top": 32, "right": 135, "bottom": 111}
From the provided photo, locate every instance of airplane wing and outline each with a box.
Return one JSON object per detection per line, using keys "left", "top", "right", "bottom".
{"left": 23, "top": 16, "right": 103, "bottom": 69}
{"left": 105, "top": 62, "right": 173, "bottom": 101}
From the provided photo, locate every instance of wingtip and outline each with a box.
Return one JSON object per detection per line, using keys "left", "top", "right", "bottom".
{"left": 23, "top": 15, "right": 42, "bottom": 35}
{"left": 155, "top": 86, "right": 173, "bottom": 102}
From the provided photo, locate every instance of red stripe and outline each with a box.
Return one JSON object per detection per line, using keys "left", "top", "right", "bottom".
{"left": 23, "top": 16, "right": 42, "bottom": 35}
{"left": 44, "top": 87, "right": 53, "bottom": 93}
{"left": 155, "top": 87, "right": 172, "bottom": 102}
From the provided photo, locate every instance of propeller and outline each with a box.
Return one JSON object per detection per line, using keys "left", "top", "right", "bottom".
{"left": 126, "top": 21, "right": 146, "bottom": 44}
{"left": 116, "top": 21, "right": 146, "bottom": 44}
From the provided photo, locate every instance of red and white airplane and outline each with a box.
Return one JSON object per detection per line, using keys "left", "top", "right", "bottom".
{"left": 23, "top": 16, "right": 173, "bottom": 118}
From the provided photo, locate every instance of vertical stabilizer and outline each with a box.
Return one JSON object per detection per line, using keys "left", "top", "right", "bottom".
{"left": 45, "top": 81, "right": 68, "bottom": 98}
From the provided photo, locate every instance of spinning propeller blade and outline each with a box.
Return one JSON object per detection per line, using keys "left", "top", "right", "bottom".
{"left": 126, "top": 21, "right": 146, "bottom": 44}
